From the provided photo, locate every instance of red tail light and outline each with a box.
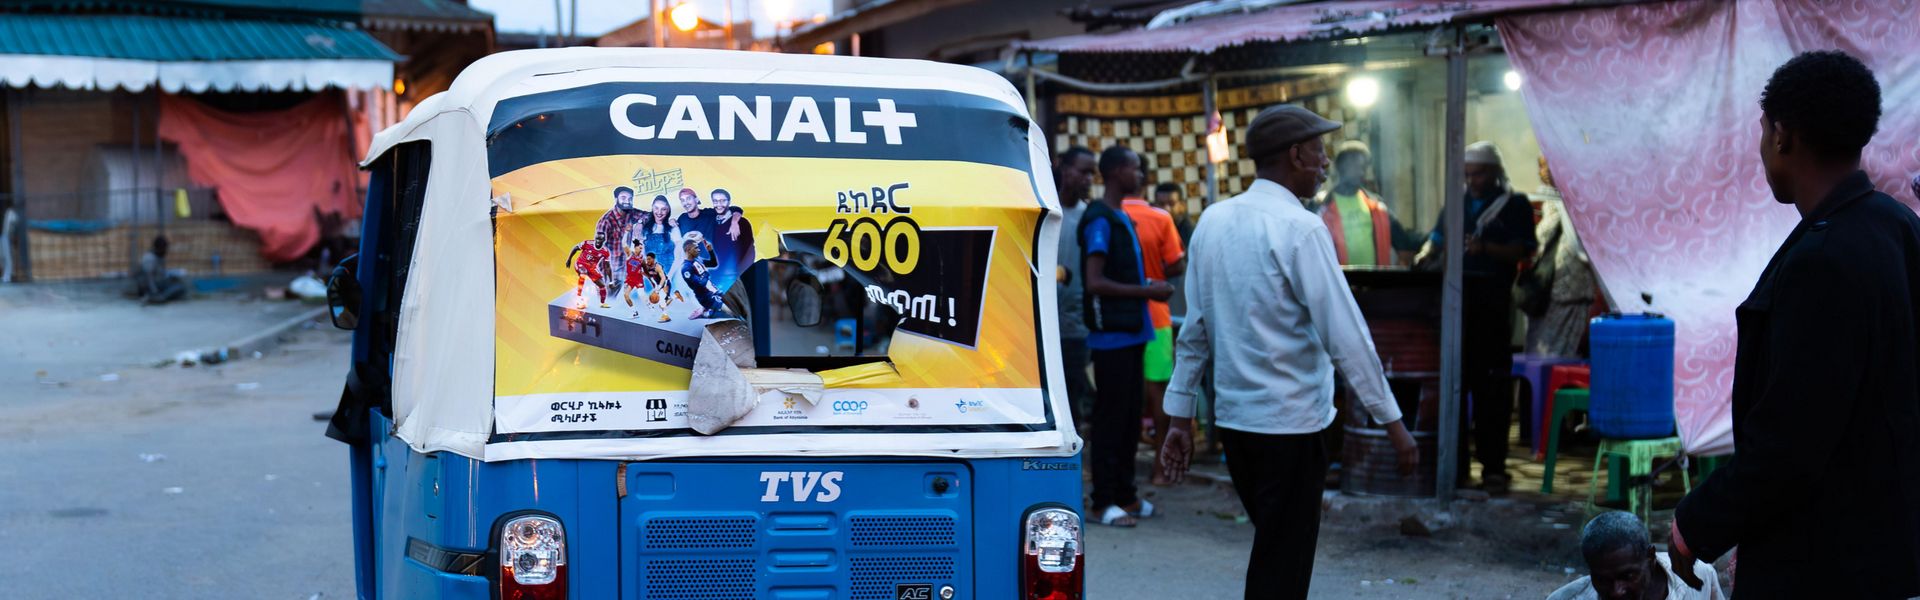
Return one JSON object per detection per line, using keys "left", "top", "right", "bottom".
{"left": 1021, "top": 507, "right": 1083, "bottom": 600}
{"left": 499, "top": 515, "right": 568, "bottom": 600}
{"left": 502, "top": 565, "right": 567, "bottom": 600}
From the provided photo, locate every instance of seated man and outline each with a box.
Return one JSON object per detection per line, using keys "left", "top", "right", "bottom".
{"left": 135, "top": 236, "right": 188, "bottom": 305}
{"left": 1549, "top": 512, "right": 1722, "bottom": 600}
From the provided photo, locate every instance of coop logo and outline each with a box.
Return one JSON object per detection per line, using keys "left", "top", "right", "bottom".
{"left": 645, "top": 398, "right": 668, "bottom": 423}
{"left": 611, "top": 94, "right": 919, "bottom": 145}
{"left": 832, "top": 400, "right": 869, "bottom": 415}
{"left": 954, "top": 399, "right": 985, "bottom": 414}
{"left": 758, "top": 471, "right": 844, "bottom": 503}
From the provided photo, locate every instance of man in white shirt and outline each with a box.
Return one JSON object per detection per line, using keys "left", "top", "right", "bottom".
{"left": 1158, "top": 105, "right": 1417, "bottom": 599}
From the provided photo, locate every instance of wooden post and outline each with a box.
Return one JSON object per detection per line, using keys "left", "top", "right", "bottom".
{"left": 1202, "top": 71, "right": 1219, "bottom": 209}
{"left": 129, "top": 90, "right": 143, "bottom": 277}
{"left": 6, "top": 88, "right": 30, "bottom": 281}
{"left": 1436, "top": 27, "right": 1468, "bottom": 501}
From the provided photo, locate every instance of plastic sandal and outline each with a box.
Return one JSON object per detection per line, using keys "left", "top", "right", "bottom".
{"left": 1095, "top": 504, "right": 1137, "bottom": 527}
{"left": 1131, "top": 499, "right": 1157, "bottom": 519}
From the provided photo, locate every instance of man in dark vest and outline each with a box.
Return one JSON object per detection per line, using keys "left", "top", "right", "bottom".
{"left": 1669, "top": 50, "right": 1920, "bottom": 597}
{"left": 1080, "top": 144, "right": 1174, "bottom": 528}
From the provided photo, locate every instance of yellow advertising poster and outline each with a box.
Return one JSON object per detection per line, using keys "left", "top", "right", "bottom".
{"left": 481, "top": 81, "right": 1061, "bottom": 444}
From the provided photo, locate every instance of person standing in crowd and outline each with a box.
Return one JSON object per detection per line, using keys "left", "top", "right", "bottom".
{"left": 1314, "top": 140, "right": 1420, "bottom": 267}
{"left": 1668, "top": 50, "right": 1920, "bottom": 597}
{"left": 1523, "top": 157, "right": 1597, "bottom": 357}
{"left": 1158, "top": 105, "right": 1417, "bottom": 599}
{"left": 1123, "top": 181, "right": 1186, "bottom": 485}
{"left": 1423, "top": 140, "right": 1535, "bottom": 494}
{"left": 1153, "top": 182, "right": 1194, "bottom": 246}
{"left": 1080, "top": 144, "right": 1174, "bottom": 528}
{"left": 1548, "top": 511, "right": 1724, "bottom": 600}
{"left": 1055, "top": 147, "right": 1097, "bottom": 423}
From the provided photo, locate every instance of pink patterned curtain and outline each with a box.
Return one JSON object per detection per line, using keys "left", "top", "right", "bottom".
{"left": 1499, "top": 0, "right": 1920, "bottom": 456}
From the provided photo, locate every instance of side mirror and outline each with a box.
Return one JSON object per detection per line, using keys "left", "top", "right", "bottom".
{"left": 765, "top": 257, "right": 825, "bottom": 328}
{"left": 327, "top": 254, "right": 361, "bottom": 330}
{"left": 788, "top": 277, "right": 823, "bottom": 328}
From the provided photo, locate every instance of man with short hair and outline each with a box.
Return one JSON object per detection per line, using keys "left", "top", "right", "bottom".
{"left": 1668, "top": 49, "right": 1920, "bottom": 597}
{"left": 1548, "top": 511, "right": 1723, "bottom": 600}
{"left": 597, "top": 186, "right": 642, "bottom": 292}
{"left": 1055, "top": 147, "right": 1097, "bottom": 422}
{"left": 1159, "top": 105, "right": 1416, "bottom": 598}
{"left": 1313, "top": 140, "right": 1419, "bottom": 267}
{"left": 708, "top": 188, "right": 752, "bottom": 289}
{"left": 1153, "top": 182, "right": 1193, "bottom": 246}
{"left": 1080, "top": 144, "right": 1175, "bottom": 528}
{"left": 675, "top": 187, "right": 716, "bottom": 246}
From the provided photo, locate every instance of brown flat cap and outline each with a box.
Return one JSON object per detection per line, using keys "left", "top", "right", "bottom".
{"left": 1245, "top": 105, "right": 1342, "bottom": 162}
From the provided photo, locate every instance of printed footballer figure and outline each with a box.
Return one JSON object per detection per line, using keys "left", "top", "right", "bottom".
{"left": 680, "top": 231, "right": 729, "bottom": 320}
{"left": 623, "top": 239, "right": 681, "bottom": 322}
{"left": 565, "top": 237, "right": 612, "bottom": 308}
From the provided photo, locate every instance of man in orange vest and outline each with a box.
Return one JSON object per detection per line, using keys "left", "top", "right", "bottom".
{"left": 1312, "top": 141, "right": 1419, "bottom": 267}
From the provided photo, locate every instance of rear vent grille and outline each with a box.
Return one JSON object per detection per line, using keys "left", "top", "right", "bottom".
{"left": 644, "top": 558, "right": 756, "bottom": 599}
{"left": 849, "top": 556, "right": 956, "bottom": 600}
{"left": 848, "top": 516, "right": 956, "bottom": 547}
{"left": 645, "top": 516, "right": 757, "bottom": 550}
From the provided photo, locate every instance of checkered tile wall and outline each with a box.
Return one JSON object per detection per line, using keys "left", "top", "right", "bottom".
{"left": 1054, "top": 93, "right": 1344, "bottom": 205}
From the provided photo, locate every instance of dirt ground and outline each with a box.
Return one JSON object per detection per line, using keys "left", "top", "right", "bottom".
{"left": 1087, "top": 463, "right": 1593, "bottom": 599}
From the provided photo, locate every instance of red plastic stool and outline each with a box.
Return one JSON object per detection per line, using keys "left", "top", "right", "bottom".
{"left": 1535, "top": 364, "right": 1591, "bottom": 460}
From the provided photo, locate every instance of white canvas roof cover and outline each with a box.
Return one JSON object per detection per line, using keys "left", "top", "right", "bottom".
{"left": 364, "top": 48, "right": 1080, "bottom": 461}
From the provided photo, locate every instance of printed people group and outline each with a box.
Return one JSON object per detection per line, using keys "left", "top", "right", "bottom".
{"left": 566, "top": 185, "right": 754, "bottom": 323}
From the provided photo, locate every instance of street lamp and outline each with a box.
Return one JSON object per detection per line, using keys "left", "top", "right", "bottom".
{"left": 671, "top": 2, "right": 699, "bottom": 32}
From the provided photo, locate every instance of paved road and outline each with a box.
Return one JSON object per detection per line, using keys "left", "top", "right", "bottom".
{"left": 0, "top": 326, "right": 355, "bottom": 599}
{"left": 0, "top": 283, "right": 1576, "bottom": 599}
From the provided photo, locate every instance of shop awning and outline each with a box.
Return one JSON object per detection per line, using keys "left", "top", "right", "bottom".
{"left": 0, "top": 13, "right": 399, "bottom": 92}
{"left": 1014, "top": 0, "right": 1643, "bottom": 55}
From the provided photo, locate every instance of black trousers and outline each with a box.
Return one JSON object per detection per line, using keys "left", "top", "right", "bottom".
{"left": 1461, "top": 278, "right": 1516, "bottom": 478}
{"left": 1220, "top": 427, "right": 1328, "bottom": 600}
{"left": 1089, "top": 344, "right": 1145, "bottom": 510}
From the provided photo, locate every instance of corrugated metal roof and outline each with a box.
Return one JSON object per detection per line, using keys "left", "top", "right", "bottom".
{"left": 360, "top": 0, "right": 490, "bottom": 24}
{"left": 0, "top": 13, "right": 399, "bottom": 61}
{"left": 1014, "top": 0, "right": 1646, "bottom": 54}
{"left": 0, "top": 0, "right": 363, "bottom": 19}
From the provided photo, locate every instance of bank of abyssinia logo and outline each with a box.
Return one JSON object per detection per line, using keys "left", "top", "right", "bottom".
{"left": 783, "top": 397, "right": 798, "bottom": 410}
{"left": 645, "top": 398, "right": 667, "bottom": 422}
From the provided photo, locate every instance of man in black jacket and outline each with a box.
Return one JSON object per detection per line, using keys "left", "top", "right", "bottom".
{"left": 1670, "top": 50, "right": 1920, "bottom": 598}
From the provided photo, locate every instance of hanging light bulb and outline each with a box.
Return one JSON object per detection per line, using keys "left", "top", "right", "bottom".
{"left": 1346, "top": 77, "right": 1380, "bottom": 109}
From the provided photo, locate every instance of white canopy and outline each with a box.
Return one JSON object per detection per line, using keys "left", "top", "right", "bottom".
{"left": 365, "top": 48, "right": 1080, "bottom": 461}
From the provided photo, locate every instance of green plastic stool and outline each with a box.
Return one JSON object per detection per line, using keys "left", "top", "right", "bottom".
{"left": 1540, "top": 388, "right": 1589, "bottom": 494}
{"left": 1588, "top": 436, "right": 1690, "bottom": 523}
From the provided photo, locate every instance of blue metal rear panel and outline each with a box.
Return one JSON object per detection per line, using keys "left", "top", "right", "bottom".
{"left": 367, "top": 407, "right": 1083, "bottom": 599}
{"left": 620, "top": 461, "right": 974, "bottom": 599}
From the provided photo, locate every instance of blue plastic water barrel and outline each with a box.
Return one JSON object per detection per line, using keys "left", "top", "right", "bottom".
{"left": 1588, "top": 313, "right": 1676, "bottom": 439}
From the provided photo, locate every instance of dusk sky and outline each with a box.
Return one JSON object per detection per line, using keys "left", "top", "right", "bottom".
{"left": 468, "top": 0, "right": 837, "bottom": 39}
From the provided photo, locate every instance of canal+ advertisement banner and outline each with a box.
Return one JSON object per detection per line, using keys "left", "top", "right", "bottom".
{"left": 483, "top": 81, "right": 1061, "bottom": 454}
